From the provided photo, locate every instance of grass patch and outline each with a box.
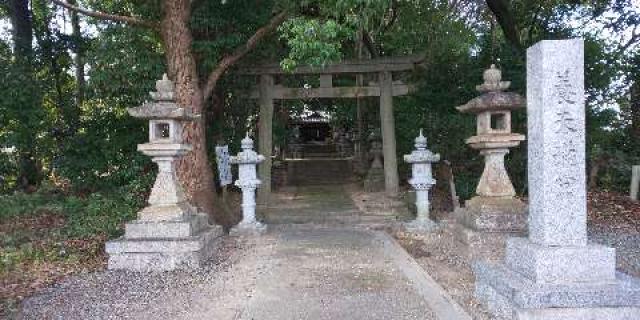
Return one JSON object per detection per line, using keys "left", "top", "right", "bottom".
{"left": 0, "top": 190, "right": 142, "bottom": 318}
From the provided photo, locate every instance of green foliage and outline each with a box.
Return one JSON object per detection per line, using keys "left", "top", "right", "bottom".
{"left": 0, "top": 189, "right": 141, "bottom": 238}
{"left": 279, "top": 17, "right": 353, "bottom": 70}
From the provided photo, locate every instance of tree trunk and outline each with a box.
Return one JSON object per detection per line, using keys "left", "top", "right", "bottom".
{"left": 631, "top": 78, "right": 640, "bottom": 145}
{"left": 69, "top": 0, "right": 85, "bottom": 111}
{"left": 9, "top": 0, "right": 42, "bottom": 190}
{"left": 9, "top": 0, "right": 33, "bottom": 60}
{"left": 160, "top": 0, "right": 217, "bottom": 219}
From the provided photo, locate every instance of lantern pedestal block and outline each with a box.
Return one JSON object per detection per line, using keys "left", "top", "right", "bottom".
{"left": 453, "top": 196, "right": 527, "bottom": 261}
{"left": 230, "top": 221, "right": 267, "bottom": 236}
{"left": 404, "top": 217, "right": 438, "bottom": 232}
{"left": 106, "top": 213, "right": 223, "bottom": 272}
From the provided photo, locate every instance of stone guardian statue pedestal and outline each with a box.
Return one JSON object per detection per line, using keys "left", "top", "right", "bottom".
{"left": 105, "top": 74, "right": 223, "bottom": 272}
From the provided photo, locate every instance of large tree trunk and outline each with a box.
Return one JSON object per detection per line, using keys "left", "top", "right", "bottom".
{"left": 631, "top": 78, "right": 640, "bottom": 145}
{"left": 9, "top": 0, "right": 42, "bottom": 190}
{"left": 160, "top": 0, "right": 217, "bottom": 219}
{"left": 69, "top": 0, "right": 85, "bottom": 112}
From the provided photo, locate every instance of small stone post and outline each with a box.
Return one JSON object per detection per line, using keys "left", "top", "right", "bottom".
{"left": 631, "top": 165, "right": 640, "bottom": 201}
{"left": 105, "top": 74, "right": 222, "bottom": 272}
{"left": 230, "top": 134, "right": 266, "bottom": 234}
{"left": 404, "top": 129, "right": 440, "bottom": 232}
{"left": 474, "top": 39, "right": 640, "bottom": 320}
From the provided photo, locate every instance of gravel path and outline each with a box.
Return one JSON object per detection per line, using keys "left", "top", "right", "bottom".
{"left": 19, "top": 237, "right": 257, "bottom": 319}
{"left": 589, "top": 224, "right": 640, "bottom": 277}
{"left": 19, "top": 226, "right": 470, "bottom": 320}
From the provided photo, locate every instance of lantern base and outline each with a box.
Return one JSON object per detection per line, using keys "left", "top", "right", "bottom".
{"left": 453, "top": 196, "right": 527, "bottom": 262}
{"left": 137, "top": 201, "right": 196, "bottom": 222}
{"left": 230, "top": 221, "right": 267, "bottom": 236}
{"left": 105, "top": 213, "right": 223, "bottom": 272}
{"left": 404, "top": 218, "right": 439, "bottom": 233}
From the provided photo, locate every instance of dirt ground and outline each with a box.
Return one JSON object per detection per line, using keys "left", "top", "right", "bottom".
{"left": 384, "top": 190, "right": 640, "bottom": 320}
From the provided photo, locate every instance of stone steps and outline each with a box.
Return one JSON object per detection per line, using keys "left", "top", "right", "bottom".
{"left": 286, "top": 158, "right": 354, "bottom": 186}
{"left": 263, "top": 213, "right": 402, "bottom": 225}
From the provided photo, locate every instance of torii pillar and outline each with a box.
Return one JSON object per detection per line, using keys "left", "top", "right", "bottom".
{"left": 257, "top": 74, "right": 274, "bottom": 205}
{"left": 379, "top": 71, "right": 399, "bottom": 196}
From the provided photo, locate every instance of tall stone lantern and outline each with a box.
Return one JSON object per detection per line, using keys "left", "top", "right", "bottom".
{"left": 230, "top": 134, "right": 266, "bottom": 234}
{"left": 454, "top": 65, "right": 527, "bottom": 258}
{"left": 404, "top": 129, "right": 440, "bottom": 232}
{"left": 105, "top": 74, "right": 223, "bottom": 272}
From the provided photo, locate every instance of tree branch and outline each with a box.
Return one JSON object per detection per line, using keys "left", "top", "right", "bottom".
{"left": 202, "top": 10, "right": 288, "bottom": 102}
{"left": 485, "top": 0, "right": 522, "bottom": 49}
{"left": 50, "top": 0, "right": 159, "bottom": 29}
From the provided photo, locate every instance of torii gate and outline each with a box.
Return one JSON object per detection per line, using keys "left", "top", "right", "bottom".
{"left": 238, "top": 55, "right": 422, "bottom": 203}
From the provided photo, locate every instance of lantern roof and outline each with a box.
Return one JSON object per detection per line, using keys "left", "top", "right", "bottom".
{"left": 456, "top": 65, "right": 525, "bottom": 114}
{"left": 127, "top": 74, "right": 197, "bottom": 120}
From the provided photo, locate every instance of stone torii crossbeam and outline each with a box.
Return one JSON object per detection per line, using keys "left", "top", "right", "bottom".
{"left": 237, "top": 55, "right": 423, "bottom": 203}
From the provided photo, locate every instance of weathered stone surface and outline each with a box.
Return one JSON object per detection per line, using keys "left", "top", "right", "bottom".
{"left": 527, "top": 39, "right": 587, "bottom": 247}
{"left": 230, "top": 134, "right": 266, "bottom": 233}
{"left": 475, "top": 279, "right": 640, "bottom": 320}
{"left": 124, "top": 213, "right": 209, "bottom": 239}
{"left": 454, "top": 196, "right": 527, "bottom": 262}
{"left": 106, "top": 75, "right": 222, "bottom": 272}
{"left": 504, "top": 237, "right": 616, "bottom": 284}
{"left": 364, "top": 131, "right": 386, "bottom": 192}
{"left": 457, "top": 64, "right": 526, "bottom": 199}
{"left": 459, "top": 197, "right": 527, "bottom": 232}
{"left": 474, "top": 39, "right": 640, "bottom": 320}
{"left": 106, "top": 225, "right": 223, "bottom": 272}
{"left": 474, "top": 262, "right": 640, "bottom": 309}
{"left": 404, "top": 129, "right": 439, "bottom": 232}
{"left": 106, "top": 226, "right": 223, "bottom": 253}
{"left": 136, "top": 202, "right": 195, "bottom": 222}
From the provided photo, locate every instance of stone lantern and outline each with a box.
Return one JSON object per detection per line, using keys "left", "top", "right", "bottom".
{"left": 454, "top": 65, "right": 527, "bottom": 258}
{"left": 404, "top": 129, "right": 440, "bottom": 231}
{"left": 363, "top": 129, "right": 385, "bottom": 192}
{"left": 105, "top": 74, "right": 223, "bottom": 271}
{"left": 230, "top": 133, "right": 266, "bottom": 234}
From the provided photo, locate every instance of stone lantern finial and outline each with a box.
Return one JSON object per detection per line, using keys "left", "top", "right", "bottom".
{"left": 476, "top": 64, "right": 511, "bottom": 92}
{"left": 415, "top": 129, "right": 427, "bottom": 150}
{"left": 241, "top": 133, "right": 254, "bottom": 150}
{"left": 150, "top": 73, "right": 175, "bottom": 101}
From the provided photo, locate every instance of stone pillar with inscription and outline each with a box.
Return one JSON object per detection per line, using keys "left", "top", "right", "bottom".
{"left": 453, "top": 64, "right": 528, "bottom": 260}
{"left": 474, "top": 40, "right": 640, "bottom": 320}
{"left": 105, "top": 74, "right": 223, "bottom": 272}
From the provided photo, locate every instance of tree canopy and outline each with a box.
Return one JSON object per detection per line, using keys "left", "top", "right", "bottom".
{"left": 0, "top": 0, "right": 638, "bottom": 219}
